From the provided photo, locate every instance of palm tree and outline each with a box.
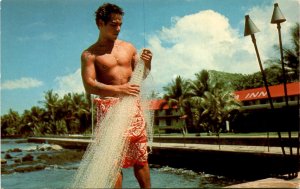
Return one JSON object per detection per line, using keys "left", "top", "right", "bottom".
{"left": 187, "top": 70, "right": 210, "bottom": 131}
{"left": 162, "top": 76, "right": 189, "bottom": 108}
{"left": 1, "top": 109, "right": 21, "bottom": 136}
{"left": 41, "top": 90, "right": 60, "bottom": 121}
{"left": 60, "top": 93, "right": 75, "bottom": 133}
{"left": 161, "top": 76, "right": 192, "bottom": 132}
{"left": 283, "top": 23, "right": 299, "bottom": 81}
{"left": 265, "top": 23, "right": 299, "bottom": 82}
{"left": 70, "top": 93, "right": 91, "bottom": 133}
{"left": 61, "top": 92, "right": 91, "bottom": 134}
{"left": 20, "top": 106, "right": 46, "bottom": 136}
{"left": 41, "top": 90, "right": 66, "bottom": 134}
{"left": 199, "top": 77, "right": 241, "bottom": 135}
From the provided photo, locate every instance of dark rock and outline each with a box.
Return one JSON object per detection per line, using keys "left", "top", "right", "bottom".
{"left": 1, "top": 168, "right": 14, "bottom": 174}
{"left": 1, "top": 159, "right": 7, "bottom": 164}
{"left": 5, "top": 153, "right": 13, "bottom": 159}
{"left": 2, "top": 149, "right": 85, "bottom": 174}
{"left": 14, "top": 158, "right": 21, "bottom": 163}
{"left": 15, "top": 139, "right": 27, "bottom": 143}
{"left": 40, "top": 150, "right": 84, "bottom": 165}
{"left": 22, "top": 154, "right": 34, "bottom": 162}
{"left": 46, "top": 147, "right": 52, "bottom": 151}
{"left": 14, "top": 164, "right": 46, "bottom": 173}
{"left": 7, "top": 148, "right": 22, "bottom": 153}
{"left": 37, "top": 154, "right": 51, "bottom": 160}
{"left": 150, "top": 164, "right": 161, "bottom": 168}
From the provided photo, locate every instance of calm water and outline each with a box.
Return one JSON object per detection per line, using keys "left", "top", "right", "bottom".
{"left": 1, "top": 139, "right": 243, "bottom": 188}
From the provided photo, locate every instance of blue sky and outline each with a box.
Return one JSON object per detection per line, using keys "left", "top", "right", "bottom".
{"left": 1, "top": 0, "right": 299, "bottom": 115}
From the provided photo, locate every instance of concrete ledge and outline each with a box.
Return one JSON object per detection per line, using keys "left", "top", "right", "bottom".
{"left": 149, "top": 144, "right": 299, "bottom": 179}
{"left": 225, "top": 172, "right": 300, "bottom": 188}
{"left": 28, "top": 137, "right": 299, "bottom": 179}
{"left": 153, "top": 136, "right": 299, "bottom": 147}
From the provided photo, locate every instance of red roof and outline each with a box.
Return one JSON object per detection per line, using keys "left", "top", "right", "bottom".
{"left": 149, "top": 82, "right": 300, "bottom": 108}
{"left": 234, "top": 82, "right": 300, "bottom": 101}
{"left": 149, "top": 99, "right": 178, "bottom": 110}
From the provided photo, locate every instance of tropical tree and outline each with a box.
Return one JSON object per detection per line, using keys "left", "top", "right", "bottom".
{"left": 20, "top": 106, "right": 46, "bottom": 136}
{"left": 188, "top": 71, "right": 241, "bottom": 134}
{"left": 187, "top": 70, "right": 210, "bottom": 131}
{"left": 162, "top": 76, "right": 189, "bottom": 111}
{"left": 283, "top": 23, "right": 299, "bottom": 81}
{"left": 199, "top": 82, "right": 241, "bottom": 135}
{"left": 1, "top": 109, "right": 21, "bottom": 136}
{"left": 37, "top": 90, "right": 65, "bottom": 134}
{"left": 207, "top": 70, "right": 246, "bottom": 91}
{"left": 41, "top": 90, "right": 61, "bottom": 132}
{"left": 1, "top": 90, "right": 95, "bottom": 136}
{"left": 42, "top": 91, "right": 92, "bottom": 134}
{"left": 161, "top": 76, "right": 192, "bottom": 130}
{"left": 59, "top": 93, "right": 76, "bottom": 133}
{"left": 265, "top": 23, "right": 299, "bottom": 82}
{"left": 69, "top": 93, "right": 91, "bottom": 133}
{"left": 149, "top": 90, "right": 160, "bottom": 99}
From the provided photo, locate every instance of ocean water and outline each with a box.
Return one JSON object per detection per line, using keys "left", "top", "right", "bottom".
{"left": 2, "top": 166, "right": 209, "bottom": 188}
{"left": 1, "top": 139, "right": 243, "bottom": 188}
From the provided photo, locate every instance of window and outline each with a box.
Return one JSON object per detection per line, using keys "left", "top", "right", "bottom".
{"left": 166, "top": 118, "right": 171, "bottom": 126}
{"left": 165, "top": 109, "right": 171, "bottom": 115}
{"left": 259, "top": 99, "right": 267, "bottom": 104}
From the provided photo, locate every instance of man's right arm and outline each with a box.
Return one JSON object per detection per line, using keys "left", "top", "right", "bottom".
{"left": 81, "top": 51, "right": 117, "bottom": 96}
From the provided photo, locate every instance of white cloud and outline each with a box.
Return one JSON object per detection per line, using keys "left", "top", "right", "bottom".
{"left": 50, "top": 0, "right": 299, "bottom": 96}
{"left": 148, "top": 10, "right": 253, "bottom": 88}
{"left": 1, "top": 77, "right": 43, "bottom": 90}
{"left": 54, "top": 69, "right": 85, "bottom": 96}
{"left": 147, "top": 0, "right": 299, "bottom": 91}
{"left": 245, "top": 0, "right": 300, "bottom": 59}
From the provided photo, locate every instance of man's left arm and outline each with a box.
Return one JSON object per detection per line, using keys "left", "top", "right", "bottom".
{"left": 140, "top": 48, "right": 152, "bottom": 79}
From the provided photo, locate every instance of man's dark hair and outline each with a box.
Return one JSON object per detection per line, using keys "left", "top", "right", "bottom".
{"left": 95, "top": 3, "right": 124, "bottom": 25}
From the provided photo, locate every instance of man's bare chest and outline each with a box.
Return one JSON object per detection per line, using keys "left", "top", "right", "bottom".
{"left": 94, "top": 51, "right": 132, "bottom": 72}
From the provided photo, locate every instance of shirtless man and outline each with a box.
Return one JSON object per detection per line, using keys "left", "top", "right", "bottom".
{"left": 81, "top": 3, "right": 152, "bottom": 188}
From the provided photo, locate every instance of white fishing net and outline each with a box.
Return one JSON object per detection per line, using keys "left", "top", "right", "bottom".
{"left": 70, "top": 53, "right": 154, "bottom": 188}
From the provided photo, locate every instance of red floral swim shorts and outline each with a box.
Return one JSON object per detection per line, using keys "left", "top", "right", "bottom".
{"left": 94, "top": 97, "right": 148, "bottom": 168}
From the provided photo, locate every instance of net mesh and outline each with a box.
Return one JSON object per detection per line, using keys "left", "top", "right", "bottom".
{"left": 70, "top": 54, "right": 153, "bottom": 188}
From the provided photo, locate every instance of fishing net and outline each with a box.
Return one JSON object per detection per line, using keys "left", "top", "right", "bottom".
{"left": 71, "top": 53, "right": 154, "bottom": 188}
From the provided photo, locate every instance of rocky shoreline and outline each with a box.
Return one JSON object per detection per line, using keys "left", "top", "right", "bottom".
{"left": 1, "top": 144, "right": 84, "bottom": 174}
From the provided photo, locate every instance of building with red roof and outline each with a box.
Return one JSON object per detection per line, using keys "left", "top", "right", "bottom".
{"left": 149, "top": 99, "right": 187, "bottom": 134}
{"left": 150, "top": 82, "right": 299, "bottom": 133}
{"left": 232, "top": 82, "right": 299, "bottom": 132}
{"left": 234, "top": 82, "right": 300, "bottom": 110}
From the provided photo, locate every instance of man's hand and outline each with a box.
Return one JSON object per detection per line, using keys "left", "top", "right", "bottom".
{"left": 117, "top": 83, "right": 140, "bottom": 96}
{"left": 141, "top": 48, "right": 152, "bottom": 70}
